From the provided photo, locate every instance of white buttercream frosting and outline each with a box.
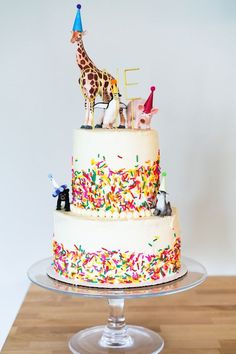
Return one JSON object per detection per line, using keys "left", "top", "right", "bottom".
{"left": 73, "top": 129, "right": 159, "bottom": 170}
{"left": 53, "top": 208, "right": 180, "bottom": 254}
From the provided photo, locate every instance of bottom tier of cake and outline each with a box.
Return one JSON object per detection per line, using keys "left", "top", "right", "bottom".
{"left": 52, "top": 208, "right": 181, "bottom": 287}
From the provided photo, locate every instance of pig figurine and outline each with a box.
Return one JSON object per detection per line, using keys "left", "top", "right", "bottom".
{"left": 127, "top": 99, "right": 158, "bottom": 129}
{"left": 126, "top": 86, "right": 158, "bottom": 129}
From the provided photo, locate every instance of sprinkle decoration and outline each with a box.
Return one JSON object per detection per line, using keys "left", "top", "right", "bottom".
{"left": 52, "top": 237, "right": 181, "bottom": 284}
{"left": 72, "top": 154, "right": 160, "bottom": 214}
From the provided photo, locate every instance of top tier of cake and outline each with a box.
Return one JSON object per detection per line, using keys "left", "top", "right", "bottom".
{"left": 71, "top": 129, "right": 160, "bottom": 218}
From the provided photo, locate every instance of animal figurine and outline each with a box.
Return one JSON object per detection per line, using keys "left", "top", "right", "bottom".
{"left": 94, "top": 80, "right": 127, "bottom": 128}
{"left": 127, "top": 86, "right": 158, "bottom": 129}
{"left": 71, "top": 5, "right": 125, "bottom": 129}
{"left": 48, "top": 174, "right": 71, "bottom": 212}
{"left": 153, "top": 172, "right": 172, "bottom": 217}
{"left": 103, "top": 80, "right": 121, "bottom": 128}
{"left": 55, "top": 188, "right": 71, "bottom": 212}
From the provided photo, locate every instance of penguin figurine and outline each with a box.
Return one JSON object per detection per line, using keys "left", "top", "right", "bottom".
{"left": 94, "top": 80, "right": 126, "bottom": 129}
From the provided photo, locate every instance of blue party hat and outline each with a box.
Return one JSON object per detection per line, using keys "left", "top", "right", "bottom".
{"left": 72, "top": 4, "right": 83, "bottom": 32}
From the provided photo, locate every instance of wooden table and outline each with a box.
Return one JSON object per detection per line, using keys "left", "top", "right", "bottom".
{"left": 2, "top": 277, "right": 236, "bottom": 354}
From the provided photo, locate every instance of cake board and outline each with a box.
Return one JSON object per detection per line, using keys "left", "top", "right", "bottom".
{"left": 47, "top": 261, "right": 188, "bottom": 289}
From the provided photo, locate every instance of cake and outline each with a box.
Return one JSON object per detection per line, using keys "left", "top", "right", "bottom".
{"left": 48, "top": 5, "right": 183, "bottom": 288}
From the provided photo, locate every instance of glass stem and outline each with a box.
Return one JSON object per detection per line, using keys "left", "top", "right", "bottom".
{"left": 99, "top": 298, "right": 133, "bottom": 348}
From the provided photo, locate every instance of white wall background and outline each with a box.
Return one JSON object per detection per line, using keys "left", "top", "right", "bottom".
{"left": 0, "top": 0, "right": 236, "bottom": 349}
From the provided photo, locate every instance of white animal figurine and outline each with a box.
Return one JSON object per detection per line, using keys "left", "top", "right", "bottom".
{"left": 102, "top": 80, "right": 120, "bottom": 128}
{"left": 127, "top": 86, "right": 158, "bottom": 129}
{"left": 94, "top": 80, "right": 126, "bottom": 129}
{"left": 153, "top": 172, "right": 172, "bottom": 217}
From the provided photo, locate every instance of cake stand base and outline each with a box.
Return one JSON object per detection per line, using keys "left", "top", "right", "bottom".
{"left": 69, "top": 297, "right": 164, "bottom": 354}
{"left": 69, "top": 325, "right": 164, "bottom": 354}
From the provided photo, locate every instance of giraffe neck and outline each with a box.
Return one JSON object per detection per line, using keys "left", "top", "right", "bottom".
{"left": 76, "top": 38, "right": 98, "bottom": 72}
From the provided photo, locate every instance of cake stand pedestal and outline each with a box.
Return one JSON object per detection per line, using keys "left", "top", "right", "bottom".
{"left": 28, "top": 257, "right": 207, "bottom": 354}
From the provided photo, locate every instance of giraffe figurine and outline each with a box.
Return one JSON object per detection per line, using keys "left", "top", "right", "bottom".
{"left": 71, "top": 4, "right": 126, "bottom": 129}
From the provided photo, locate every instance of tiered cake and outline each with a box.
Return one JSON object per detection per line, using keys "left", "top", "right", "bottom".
{"left": 52, "top": 129, "right": 181, "bottom": 287}
{"left": 49, "top": 4, "right": 182, "bottom": 288}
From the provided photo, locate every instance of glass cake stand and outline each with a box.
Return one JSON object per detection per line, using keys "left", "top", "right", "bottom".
{"left": 27, "top": 256, "right": 207, "bottom": 354}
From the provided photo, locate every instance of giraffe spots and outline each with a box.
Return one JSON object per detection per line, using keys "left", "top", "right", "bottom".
{"left": 104, "top": 81, "right": 109, "bottom": 88}
{"left": 98, "top": 72, "right": 102, "bottom": 79}
{"left": 104, "top": 75, "right": 108, "bottom": 80}
{"left": 82, "top": 79, "right": 86, "bottom": 85}
{"left": 91, "top": 80, "right": 94, "bottom": 85}
{"left": 89, "top": 87, "right": 94, "bottom": 94}
{"left": 88, "top": 73, "right": 94, "bottom": 80}
{"left": 94, "top": 74, "right": 98, "bottom": 80}
{"left": 81, "top": 60, "right": 85, "bottom": 65}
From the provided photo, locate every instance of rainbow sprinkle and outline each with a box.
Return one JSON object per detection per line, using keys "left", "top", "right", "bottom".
{"left": 53, "top": 237, "right": 181, "bottom": 285}
{"left": 72, "top": 154, "right": 160, "bottom": 215}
